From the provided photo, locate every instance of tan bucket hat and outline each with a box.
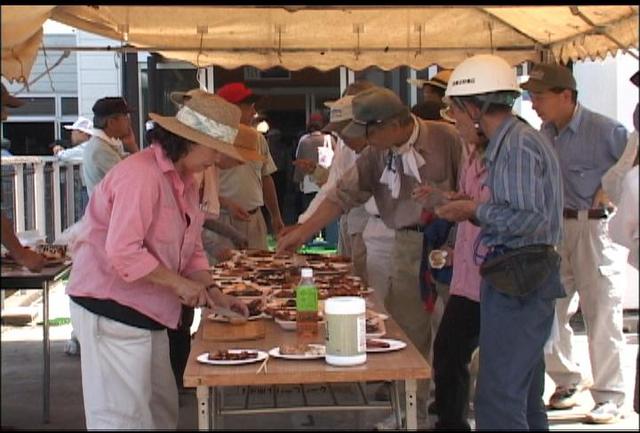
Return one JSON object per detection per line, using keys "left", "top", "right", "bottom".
{"left": 149, "top": 89, "right": 261, "bottom": 162}
{"left": 407, "top": 69, "right": 453, "bottom": 90}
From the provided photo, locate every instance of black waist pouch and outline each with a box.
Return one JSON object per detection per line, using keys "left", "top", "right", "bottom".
{"left": 479, "top": 244, "right": 560, "bottom": 297}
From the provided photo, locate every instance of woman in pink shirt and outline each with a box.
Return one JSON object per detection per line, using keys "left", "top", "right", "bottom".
{"left": 66, "top": 91, "right": 254, "bottom": 429}
{"left": 416, "top": 104, "right": 490, "bottom": 430}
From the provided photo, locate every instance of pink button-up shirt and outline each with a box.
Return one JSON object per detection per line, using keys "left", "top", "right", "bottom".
{"left": 66, "top": 144, "right": 209, "bottom": 329}
{"left": 449, "top": 153, "right": 490, "bottom": 303}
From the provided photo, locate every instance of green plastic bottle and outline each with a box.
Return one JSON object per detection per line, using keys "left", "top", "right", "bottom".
{"left": 296, "top": 267, "right": 319, "bottom": 341}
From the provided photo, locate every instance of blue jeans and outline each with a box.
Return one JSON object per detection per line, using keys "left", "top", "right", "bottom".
{"left": 475, "top": 252, "right": 563, "bottom": 430}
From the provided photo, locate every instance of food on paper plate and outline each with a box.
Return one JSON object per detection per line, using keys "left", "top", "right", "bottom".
{"left": 208, "top": 350, "right": 258, "bottom": 361}
{"left": 245, "top": 298, "right": 264, "bottom": 317}
{"left": 279, "top": 344, "right": 325, "bottom": 356}
{"left": 366, "top": 339, "right": 391, "bottom": 349}
{"left": 273, "top": 309, "right": 297, "bottom": 321}
{"left": 35, "top": 244, "right": 67, "bottom": 260}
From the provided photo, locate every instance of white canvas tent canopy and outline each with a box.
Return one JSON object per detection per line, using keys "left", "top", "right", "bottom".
{"left": 1, "top": 5, "right": 638, "bottom": 84}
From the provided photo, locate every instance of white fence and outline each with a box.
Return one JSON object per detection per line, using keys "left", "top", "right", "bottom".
{"left": 1, "top": 156, "right": 86, "bottom": 243}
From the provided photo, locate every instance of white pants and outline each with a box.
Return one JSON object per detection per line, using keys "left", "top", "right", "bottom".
{"left": 362, "top": 216, "right": 395, "bottom": 301}
{"left": 70, "top": 301, "right": 179, "bottom": 429}
{"left": 545, "top": 214, "right": 626, "bottom": 405}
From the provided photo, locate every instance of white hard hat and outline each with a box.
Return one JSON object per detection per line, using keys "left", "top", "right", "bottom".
{"left": 444, "top": 54, "right": 520, "bottom": 101}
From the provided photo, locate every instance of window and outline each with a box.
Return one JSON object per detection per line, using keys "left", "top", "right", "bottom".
{"left": 7, "top": 97, "right": 55, "bottom": 116}
{"left": 2, "top": 122, "right": 55, "bottom": 156}
{"left": 2, "top": 94, "right": 78, "bottom": 156}
{"left": 61, "top": 97, "right": 78, "bottom": 116}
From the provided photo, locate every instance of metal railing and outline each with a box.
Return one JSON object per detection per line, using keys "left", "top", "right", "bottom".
{"left": 1, "top": 156, "right": 87, "bottom": 243}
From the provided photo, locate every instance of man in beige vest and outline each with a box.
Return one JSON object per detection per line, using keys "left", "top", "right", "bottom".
{"left": 277, "top": 87, "right": 462, "bottom": 428}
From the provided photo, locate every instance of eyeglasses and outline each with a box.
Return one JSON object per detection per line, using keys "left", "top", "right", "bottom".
{"left": 440, "top": 106, "right": 456, "bottom": 124}
{"left": 352, "top": 118, "right": 384, "bottom": 139}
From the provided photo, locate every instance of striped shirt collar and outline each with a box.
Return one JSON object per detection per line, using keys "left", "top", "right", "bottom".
{"left": 485, "top": 116, "right": 518, "bottom": 164}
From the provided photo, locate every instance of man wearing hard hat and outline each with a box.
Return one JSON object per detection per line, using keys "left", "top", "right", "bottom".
{"left": 434, "top": 54, "right": 564, "bottom": 430}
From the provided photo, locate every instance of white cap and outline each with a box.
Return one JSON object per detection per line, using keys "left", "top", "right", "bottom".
{"left": 301, "top": 267, "right": 313, "bottom": 278}
{"left": 64, "top": 116, "right": 94, "bottom": 135}
{"left": 324, "top": 95, "right": 355, "bottom": 123}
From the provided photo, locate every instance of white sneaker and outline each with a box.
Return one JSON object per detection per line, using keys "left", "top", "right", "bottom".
{"left": 64, "top": 337, "right": 80, "bottom": 356}
{"left": 584, "top": 401, "right": 623, "bottom": 424}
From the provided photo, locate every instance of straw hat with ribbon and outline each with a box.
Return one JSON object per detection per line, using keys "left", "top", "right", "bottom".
{"left": 148, "top": 89, "right": 262, "bottom": 162}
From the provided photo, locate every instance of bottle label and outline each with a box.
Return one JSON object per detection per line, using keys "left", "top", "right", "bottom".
{"left": 296, "top": 285, "right": 318, "bottom": 312}
{"left": 325, "top": 312, "right": 366, "bottom": 356}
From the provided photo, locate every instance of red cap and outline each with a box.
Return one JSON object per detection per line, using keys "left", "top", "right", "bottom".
{"left": 216, "top": 82, "right": 255, "bottom": 104}
{"left": 309, "top": 112, "right": 324, "bottom": 123}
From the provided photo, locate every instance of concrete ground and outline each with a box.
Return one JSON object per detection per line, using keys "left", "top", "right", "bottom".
{"left": 1, "top": 282, "right": 638, "bottom": 430}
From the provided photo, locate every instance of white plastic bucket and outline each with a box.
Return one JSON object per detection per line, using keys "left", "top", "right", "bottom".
{"left": 324, "top": 296, "right": 366, "bottom": 366}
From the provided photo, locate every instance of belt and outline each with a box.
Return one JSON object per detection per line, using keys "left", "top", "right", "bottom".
{"left": 492, "top": 243, "right": 555, "bottom": 254}
{"left": 398, "top": 224, "right": 423, "bottom": 232}
{"left": 562, "top": 208, "right": 611, "bottom": 220}
{"left": 247, "top": 207, "right": 260, "bottom": 215}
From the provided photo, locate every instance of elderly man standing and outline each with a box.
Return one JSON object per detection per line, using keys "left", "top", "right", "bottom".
{"left": 522, "top": 63, "right": 628, "bottom": 424}
{"left": 283, "top": 80, "right": 377, "bottom": 282}
{"left": 215, "top": 82, "right": 284, "bottom": 250}
{"left": 278, "top": 87, "right": 462, "bottom": 427}
{"left": 435, "top": 54, "right": 564, "bottom": 430}
{"left": 83, "top": 97, "right": 137, "bottom": 196}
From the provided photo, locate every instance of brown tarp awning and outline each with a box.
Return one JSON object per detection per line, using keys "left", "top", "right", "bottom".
{"left": 2, "top": 5, "right": 638, "bottom": 83}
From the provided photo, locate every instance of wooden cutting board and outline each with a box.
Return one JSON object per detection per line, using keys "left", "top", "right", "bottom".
{"left": 202, "top": 318, "right": 266, "bottom": 341}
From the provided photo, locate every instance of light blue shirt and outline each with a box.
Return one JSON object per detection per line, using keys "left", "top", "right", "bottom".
{"left": 541, "top": 103, "right": 627, "bottom": 210}
{"left": 476, "top": 116, "right": 563, "bottom": 249}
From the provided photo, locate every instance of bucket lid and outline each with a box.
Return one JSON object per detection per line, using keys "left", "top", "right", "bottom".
{"left": 324, "top": 296, "right": 365, "bottom": 314}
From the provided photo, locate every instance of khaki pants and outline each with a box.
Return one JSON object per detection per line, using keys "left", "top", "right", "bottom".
{"left": 349, "top": 232, "right": 368, "bottom": 284}
{"left": 545, "top": 214, "right": 626, "bottom": 405}
{"left": 337, "top": 215, "right": 351, "bottom": 257}
{"left": 70, "top": 302, "right": 178, "bottom": 429}
{"left": 338, "top": 215, "right": 367, "bottom": 283}
{"left": 387, "top": 229, "right": 431, "bottom": 418}
{"left": 363, "top": 216, "right": 395, "bottom": 303}
{"left": 219, "top": 209, "right": 268, "bottom": 251}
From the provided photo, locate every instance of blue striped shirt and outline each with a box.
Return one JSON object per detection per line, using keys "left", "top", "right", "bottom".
{"left": 476, "top": 116, "right": 563, "bottom": 248}
{"left": 541, "top": 103, "right": 627, "bottom": 210}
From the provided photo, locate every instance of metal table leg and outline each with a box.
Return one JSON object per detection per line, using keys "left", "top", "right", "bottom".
{"left": 405, "top": 379, "right": 417, "bottom": 430}
{"left": 391, "top": 381, "right": 402, "bottom": 429}
{"left": 42, "top": 280, "right": 50, "bottom": 424}
{"left": 196, "top": 386, "right": 210, "bottom": 430}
